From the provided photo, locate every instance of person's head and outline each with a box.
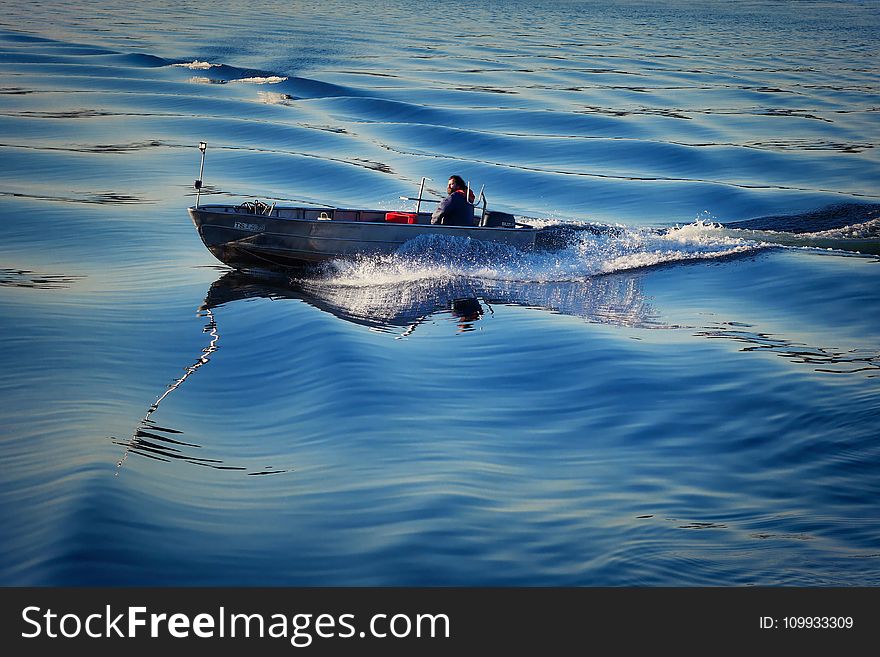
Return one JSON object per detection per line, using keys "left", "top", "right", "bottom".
{"left": 447, "top": 175, "right": 466, "bottom": 193}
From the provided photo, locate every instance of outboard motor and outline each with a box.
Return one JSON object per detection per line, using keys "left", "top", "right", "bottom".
{"left": 480, "top": 211, "right": 517, "bottom": 228}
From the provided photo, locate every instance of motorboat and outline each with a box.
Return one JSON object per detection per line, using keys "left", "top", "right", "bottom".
{"left": 187, "top": 142, "right": 538, "bottom": 271}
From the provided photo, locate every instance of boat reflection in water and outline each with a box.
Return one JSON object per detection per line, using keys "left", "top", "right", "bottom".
{"left": 113, "top": 268, "right": 663, "bottom": 473}
{"left": 201, "top": 269, "right": 668, "bottom": 336}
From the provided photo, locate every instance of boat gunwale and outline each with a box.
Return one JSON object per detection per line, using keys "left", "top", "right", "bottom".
{"left": 188, "top": 205, "right": 537, "bottom": 233}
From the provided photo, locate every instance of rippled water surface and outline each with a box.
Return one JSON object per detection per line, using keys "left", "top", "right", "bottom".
{"left": 1, "top": 0, "right": 878, "bottom": 585}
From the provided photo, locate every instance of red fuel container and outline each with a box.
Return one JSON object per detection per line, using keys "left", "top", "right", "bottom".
{"left": 385, "top": 211, "right": 418, "bottom": 224}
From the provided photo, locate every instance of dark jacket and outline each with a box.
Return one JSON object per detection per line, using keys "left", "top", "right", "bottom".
{"left": 431, "top": 190, "right": 474, "bottom": 226}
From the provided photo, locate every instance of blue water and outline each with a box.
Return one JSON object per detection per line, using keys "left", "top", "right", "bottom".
{"left": 1, "top": 0, "right": 878, "bottom": 586}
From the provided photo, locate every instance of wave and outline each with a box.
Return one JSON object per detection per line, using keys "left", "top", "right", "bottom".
{"left": 166, "top": 59, "right": 358, "bottom": 98}
{"left": 720, "top": 203, "right": 880, "bottom": 254}
{"left": 230, "top": 76, "right": 288, "bottom": 85}
{"left": 171, "top": 60, "right": 218, "bottom": 70}
{"left": 190, "top": 74, "right": 289, "bottom": 85}
{"left": 722, "top": 202, "right": 880, "bottom": 234}
{"left": 802, "top": 218, "right": 879, "bottom": 240}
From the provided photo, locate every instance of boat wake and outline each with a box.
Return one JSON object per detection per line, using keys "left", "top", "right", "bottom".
{"left": 720, "top": 203, "right": 880, "bottom": 255}
{"left": 311, "top": 219, "right": 765, "bottom": 287}
{"left": 271, "top": 210, "right": 879, "bottom": 336}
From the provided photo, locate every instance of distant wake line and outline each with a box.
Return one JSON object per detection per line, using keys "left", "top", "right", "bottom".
{"left": 722, "top": 202, "right": 880, "bottom": 234}
{"left": 720, "top": 202, "right": 880, "bottom": 255}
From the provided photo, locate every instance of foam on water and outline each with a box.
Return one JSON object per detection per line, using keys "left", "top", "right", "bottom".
{"left": 315, "top": 220, "right": 765, "bottom": 288}
{"left": 171, "top": 60, "right": 218, "bottom": 70}
{"left": 231, "top": 76, "right": 288, "bottom": 85}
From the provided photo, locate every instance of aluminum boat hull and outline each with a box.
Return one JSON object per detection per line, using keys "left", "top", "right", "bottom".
{"left": 189, "top": 204, "right": 538, "bottom": 271}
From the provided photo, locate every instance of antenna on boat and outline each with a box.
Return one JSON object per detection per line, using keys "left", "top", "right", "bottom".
{"left": 194, "top": 141, "right": 207, "bottom": 208}
{"left": 415, "top": 176, "right": 430, "bottom": 213}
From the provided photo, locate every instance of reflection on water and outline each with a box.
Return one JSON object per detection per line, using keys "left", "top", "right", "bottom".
{"left": 203, "top": 269, "right": 669, "bottom": 335}
{"left": 0, "top": 189, "right": 153, "bottom": 205}
{"left": 112, "top": 306, "right": 289, "bottom": 475}
{"left": 0, "top": 267, "right": 83, "bottom": 289}
{"left": 450, "top": 297, "right": 485, "bottom": 333}
{"left": 697, "top": 322, "right": 880, "bottom": 378}
{"left": 105, "top": 269, "right": 666, "bottom": 472}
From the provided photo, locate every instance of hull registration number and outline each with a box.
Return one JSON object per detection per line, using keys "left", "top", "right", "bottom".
{"left": 233, "top": 222, "right": 265, "bottom": 232}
